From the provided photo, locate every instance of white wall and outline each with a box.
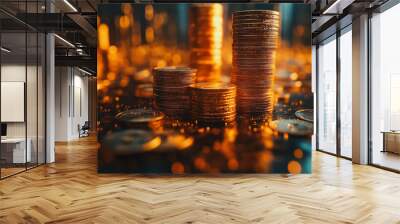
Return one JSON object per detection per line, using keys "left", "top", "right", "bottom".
{"left": 72, "top": 73, "right": 89, "bottom": 138}
{"left": 55, "top": 66, "right": 70, "bottom": 141}
{"left": 1, "top": 65, "right": 26, "bottom": 138}
{"left": 55, "top": 67, "right": 89, "bottom": 141}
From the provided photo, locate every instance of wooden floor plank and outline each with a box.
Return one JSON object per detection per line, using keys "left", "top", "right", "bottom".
{"left": 0, "top": 136, "right": 399, "bottom": 223}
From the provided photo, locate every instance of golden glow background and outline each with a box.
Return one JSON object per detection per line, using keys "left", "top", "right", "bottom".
{"left": 97, "top": 4, "right": 311, "bottom": 96}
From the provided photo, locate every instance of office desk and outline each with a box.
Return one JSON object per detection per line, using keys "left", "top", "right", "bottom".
{"left": 1, "top": 138, "right": 31, "bottom": 163}
{"left": 382, "top": 131, "right": 400, "bottom": 154}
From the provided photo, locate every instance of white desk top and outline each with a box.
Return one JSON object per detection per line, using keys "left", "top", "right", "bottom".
{"left": 1, "top": 138, "right": 28, "bottom": 143}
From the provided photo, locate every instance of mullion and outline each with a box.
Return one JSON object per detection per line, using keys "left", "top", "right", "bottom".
{"left": 0, "top": 17, "right": 2, "bottom": 179}
{"left": 336, "top": 29, "right": 341, "bottom": 157}
{"left": 44, "top": 0, "right": 47, "bottom": 164}
{"left": 367, "top": 12, "right": 373, "bottom": 165}
{"left": 25, "top": 0, "right": 28, "bottom": 171}
{"left": 316, "top": 44, "right": 320, "bottom": 151}
{"left": 36, "top": 0, "right": 39, "bottom": 167}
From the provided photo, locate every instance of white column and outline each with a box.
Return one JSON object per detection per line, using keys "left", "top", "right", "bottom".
{"left": 352, "top": 14, "right": 369, "bottom": 164}
{"left": 46, "top": 0, "right": 55, "bottom": 163}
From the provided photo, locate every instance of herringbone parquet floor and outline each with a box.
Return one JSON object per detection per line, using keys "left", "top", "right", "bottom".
{"left": 1, "top": 136, "right": 400, "bottom": 224}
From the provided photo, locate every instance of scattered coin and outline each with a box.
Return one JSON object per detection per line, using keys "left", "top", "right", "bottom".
{"left": 295, "top": 109, "right": 313, "bottom": 122}
{"left": 271, "top": 119, "right": 313, "bottom": 136}
{"left": 102, "top": 130, "right": 160, "bottom": 155}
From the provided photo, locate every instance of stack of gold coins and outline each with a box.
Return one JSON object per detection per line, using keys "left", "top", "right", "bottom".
{"left": 189, "top": 3, "right": 223, "bottom": 82}
{"left": 232, "top": 10, "right": 280, "bottom": 119}
{"left": 153, "top": 67, "right": 196, "bottom": 117}
{"left": 190, "top": 82, "right": 236, "bottom": 123}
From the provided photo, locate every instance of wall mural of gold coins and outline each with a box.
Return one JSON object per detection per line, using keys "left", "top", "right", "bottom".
{"left": 98, "top": 3, "right": 313, "bottom": 174}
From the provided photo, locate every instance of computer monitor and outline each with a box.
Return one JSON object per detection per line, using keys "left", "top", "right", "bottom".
{"left": 1, "top": 123, "right": 7, "bottom": 137}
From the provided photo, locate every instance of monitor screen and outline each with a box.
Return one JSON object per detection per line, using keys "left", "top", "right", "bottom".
{"left": 1, "top": 123, "right": 7, "bottom": 137}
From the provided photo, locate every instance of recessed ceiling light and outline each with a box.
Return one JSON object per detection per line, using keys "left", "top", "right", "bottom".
{"left": 1, "top": 47, "right": 11, "bottom": 53}
{"left": 78, "top": 67, "right": 93, "bottom": 76}
{"left": 54, "top": 34, "right": 75, "bottom": 48}
{"left": 322, "top": 0, "right": 353, "bottom": 15}
{"left": 63, "top": 0, "right": 78, "bottom": 12}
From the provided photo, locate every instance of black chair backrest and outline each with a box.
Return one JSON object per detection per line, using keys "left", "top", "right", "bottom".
{"left": 82, "top": 121, "right": 90, "bottom": 129}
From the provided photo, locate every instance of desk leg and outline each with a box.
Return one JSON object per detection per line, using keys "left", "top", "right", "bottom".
{"left": 382, "top": 133, "right": 386, "bottom": 153}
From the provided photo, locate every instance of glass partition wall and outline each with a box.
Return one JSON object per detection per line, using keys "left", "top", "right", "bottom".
{"left": 316, "top": 26, "right": 352, "bottom": 159}
{"left": 0, "top": 2, "right": 46, "bottom": 179}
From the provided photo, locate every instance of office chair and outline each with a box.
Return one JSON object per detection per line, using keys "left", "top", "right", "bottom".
{"left": 79, "top": 121, "right": 90, "bottom": 138}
